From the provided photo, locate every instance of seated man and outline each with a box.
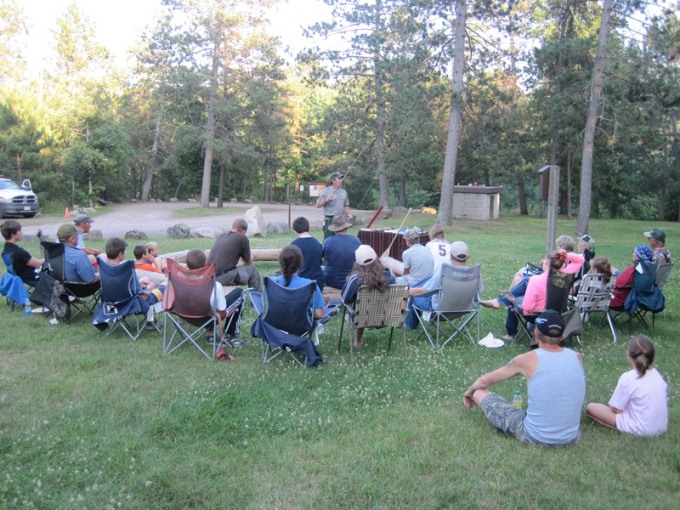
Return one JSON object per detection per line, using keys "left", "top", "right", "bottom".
{"left": 146, "top": 242, "right": 168, "bottom": 273}
{"left": 74, "top": 214, "right": 102, "bottom": 265}
{"left": 1, "top": 219, "right": 44, "bottom": 287}
{"left": 207, "top": 218, "right": 261, "bottom": 292}
{"left": 57, "top": 223, "right": 99, "bottom": 284}
{"left": 406, "top": 240, "right": 481, "bottom": 329}
{"left": 322, "top": 215, "right": 361, "bottom": 289}
{"left": 185, "top": 248, "right": 243, "bottom": 351}
{"left": 463, "top": 310, "right": 586, "bottom": 446}
{"left": 394, "top": 228, "right": 434, "bottom": 287}
{"left": 644, "top": 228, "right": 671, "bottom": 264}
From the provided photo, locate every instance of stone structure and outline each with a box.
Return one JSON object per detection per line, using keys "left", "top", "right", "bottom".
{"left": 451, "top": 185, "right": 501, "bottom": 220}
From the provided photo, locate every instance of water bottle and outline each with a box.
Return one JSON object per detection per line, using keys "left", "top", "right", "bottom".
{"left": 24, "top": 299, "right": 32, "bottom": 317}
{"left": 512, "top": 389, "right": 523, "bottom": 409}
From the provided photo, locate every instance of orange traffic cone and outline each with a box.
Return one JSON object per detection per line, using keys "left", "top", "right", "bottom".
{"left": 64, "top": 207, "right": 69, "bottom": 218}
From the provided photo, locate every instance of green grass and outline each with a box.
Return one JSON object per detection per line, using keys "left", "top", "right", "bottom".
{"left": 1, "top": 214, "right": 679, "bottom": 509}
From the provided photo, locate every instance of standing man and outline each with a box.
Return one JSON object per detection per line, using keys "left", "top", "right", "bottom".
{"left": 207, "top": 218, "right": 261, "bottom": 291}
{"left": 316, "top": 172, "right": 352, "bottom": 239}
{"left": 463, "top": 310, "right": 586, "bottom": 446}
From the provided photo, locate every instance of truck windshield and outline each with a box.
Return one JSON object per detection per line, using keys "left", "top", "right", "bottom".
{"left": 0, "top": 180, "right": 20, "bottom": 190}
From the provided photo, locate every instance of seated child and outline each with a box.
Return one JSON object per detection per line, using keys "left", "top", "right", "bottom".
{"left": 586, "top": 335, "right": 668, "bottom": 437}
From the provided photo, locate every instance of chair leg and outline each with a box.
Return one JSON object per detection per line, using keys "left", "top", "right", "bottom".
{"left": 401, "top": 327, "right": 407, "bottom": 363}
{"left": 337, "top": 308, "right": 347, "bottom": 354}
{"left": 606, "top": 312, "right": 618, "bottom": 343}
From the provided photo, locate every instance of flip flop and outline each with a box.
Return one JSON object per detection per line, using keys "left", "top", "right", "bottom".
{"left": 215, "top": 348, "right": 237, "bottom": 361}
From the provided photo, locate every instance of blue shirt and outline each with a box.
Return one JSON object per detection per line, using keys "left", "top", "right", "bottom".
{"left": 322, "top": 234, "right": 361, "bottom": 289}
{"left": 64, "top": 245, "right": 96, "bottom": 283}
{"left": 291, "top": 237, "right": 324, "bottom": 289}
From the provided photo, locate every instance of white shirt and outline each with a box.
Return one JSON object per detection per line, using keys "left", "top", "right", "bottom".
{"left": 610, "top": 367, "right": 668, "bottom": 437}
{"left": 426, "top": 238, "right": 450, "bottom": 274}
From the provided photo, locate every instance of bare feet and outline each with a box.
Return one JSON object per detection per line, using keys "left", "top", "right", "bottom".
{"left": 480, "top": 298, "right": 501, "bottom": 309}
{"left": 353, "top": 342, "right": 362, "bottom": 350}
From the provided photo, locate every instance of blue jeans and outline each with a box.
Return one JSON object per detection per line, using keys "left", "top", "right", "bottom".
{"left": 498, "top": 277, "right": 529, "bottom": 336}
{"left": 404, "top": 277, "right": 435, "bottom": 330}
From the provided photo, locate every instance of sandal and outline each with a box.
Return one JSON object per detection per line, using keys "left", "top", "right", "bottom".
{"left": 215, "top": 347, "right": 237, "bottom": 361}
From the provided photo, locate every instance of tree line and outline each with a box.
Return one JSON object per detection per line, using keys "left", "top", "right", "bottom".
{"left": 0, "top": 0, "right": 678, "bottom": 228}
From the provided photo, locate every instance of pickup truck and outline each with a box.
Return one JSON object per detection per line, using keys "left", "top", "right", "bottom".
{"left": 0, "top": 177, "right": 40, "bottom": 218}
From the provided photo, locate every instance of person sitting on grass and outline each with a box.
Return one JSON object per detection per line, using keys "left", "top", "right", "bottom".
{"left": 1, "top": 219, "right": 44, "bottom": 287}
{"left": 185, "top": 248, "right": 238, "bottom": 359}
{"left": 586, "top": 335, "right": 667, "bottom": 437}
{"left": 463, "top": 310, "right": 586, "bottom": 446}
{"left": 273, "top": 245, "right": 324, "bottom": 320}
{"left": 341, "top": 245, "right": 395, "bottom": 349}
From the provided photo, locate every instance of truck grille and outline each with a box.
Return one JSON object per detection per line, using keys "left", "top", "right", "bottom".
{"left": 11, "top": 195, "right": 37, "bottom": 204}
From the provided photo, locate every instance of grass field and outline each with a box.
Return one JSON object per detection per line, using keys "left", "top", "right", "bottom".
{"left": 1, "top": 214, "right": 678, "bottom": 509}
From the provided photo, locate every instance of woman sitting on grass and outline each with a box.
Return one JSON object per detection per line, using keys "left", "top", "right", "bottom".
{"left": 341, "top": 245, "right": 395, "bottom": 349}
{"left": 273, "top": 245, "right": 324, "bottom": 319}
{"left": 587, "top": 336, "right": 668, "bottom": 437}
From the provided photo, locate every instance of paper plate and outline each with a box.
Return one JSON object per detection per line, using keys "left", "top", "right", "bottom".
{"left": 478, "top": 333, "right": 505, "bottom": 349}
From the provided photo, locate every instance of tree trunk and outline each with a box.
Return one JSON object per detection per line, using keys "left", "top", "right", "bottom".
{"left": 142, "top": 111, "right": 162, "bottom": 202}
{"left": 517, "top": 175, "right": 528, "bottom": 215}
{"left": 374, "top": 0, "right": 389, "bottom": 209}
{"left": 438, "top": 0, "right": 466, "bottom": 226}
{"left": 200, "top": 40, "right": 220, "bottom": 208}
{"left": 398, "top": 169, "right": 406, "bottom": 207}
{"left": 577, "top": 0, "right": 613, "bottom": 235}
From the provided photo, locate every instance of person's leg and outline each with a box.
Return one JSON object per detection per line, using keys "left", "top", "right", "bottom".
{"left": 405, "top": 294, "right": 431, "bottom": 330}
{"left": 215, "top": 268, "right": 239, "bottom": 286}
{"left": 505, "top": 309, "right": 519, "bottom": 336}
{"left": 586, "top": 403, "right": 618, "bottom": 430}
{"left": 354, "top": 327, "right": 364, "bottom": 348}
{"left": 223, "top": 288, "right": 245, "bottom": 337}
{"left": 477, "top": 392, "right": 531, "bottom": 442}
{"left": 323, "top": 217, "right": 334, "bottom": 239}
{"left": 243, "top": 264, "right": 261, "bottom": 292}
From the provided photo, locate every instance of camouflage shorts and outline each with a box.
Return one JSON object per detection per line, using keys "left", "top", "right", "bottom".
{"left": 479, "top": 393, "right": 538, "bottom": 444}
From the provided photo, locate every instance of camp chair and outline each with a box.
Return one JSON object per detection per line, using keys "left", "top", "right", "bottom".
{"left": 570, "top": 273, "right": 617, "bottom": 343}
{"left": 614, "top": 261, "right": 665, "bottom": 331}
{"left": 413, "top": 264, "right": 482, "bottom": 349}
{"left": 40, "top": 241, "right": 100, "bottom": 322}
{"left": 92, "top": 259, "right": 161, "bottom": 341}
{"left": 1, "top": 253, "right": 30, "bottom": 311}
{"left": 162, "top": 259, "right": 244, "bottom": 359}
{"left": 337, "top": 284, "right": 409, "bottom": 362}
{"left": 250, "top": 276, "right": 324, "bottom": 368}
{"left": 508, "top": 269, "right": 574, "bottom": 344}
{"left": 655, "top": 263, "right": 672, "bottom": 290}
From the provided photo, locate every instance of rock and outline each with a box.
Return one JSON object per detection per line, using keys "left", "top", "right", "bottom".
{"left": 309, "top": 220, "right": 324, "bottom": 231}
{"left": 166, "top": 224, "right": 192, "bottom": 239}
{"left": 244, "top": 206, "right": 266, "bottom": 238}
{"left": 124, "top": 229, "right": 148, "bottom": 240}
{"left": 191, "top": 226, "right": 224, "bottom": 239}
{"left": 381, "top": 208, "right": 393, "bottom": 219}
{"left": 130, "top": 199, "right": 137, "bottom": 203}
{"left": 230, "top": 198, "right": 237, "bottom": 203}
{"left": 169, "top": 197, "right": 178, "bottom": 202}
{"left": 392, "top": 206, "right": 409, "bottom": 215}
{"left": 244, "top": 199, "right": 253, "bottom": 204}
{"left": 149, "top": 198, "right": 156, "bottom": 203}
{"left": 351, "top": 216, "right": 365, "bottom": 227}
{"left": 188, "top": 198, "right": 197, "bottom": 203}
{"left": 83, "top": 229, "right": 103, "bottom": 240}
{"left": 80, "top": 207, "right": 96, "bottom": 215}
{"left": 266, "top": 222, "right": 289, "bottom": 234}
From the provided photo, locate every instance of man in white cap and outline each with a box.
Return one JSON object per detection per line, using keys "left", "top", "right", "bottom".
{"left": 463, "top": 310, "right": 586, "bottom": 446}
{"left": 405, "top": 240, "right": 480, "bottom": 329}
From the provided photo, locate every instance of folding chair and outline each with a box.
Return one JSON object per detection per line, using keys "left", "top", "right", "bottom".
{"left": 615, "top": 261, "right": 664, "bottom": 331}
{"left": 40, "top": 241, "right": 100, "bottom": 322}
{"left": 92, "top": 259, "right": 161, "bottom": 341}
{"left": 250, "top": 276, "right": 324, "bottom": 368}
{"left": 1, "top": 253, "right": 30, "bottom": 311}
{"left": 162, "top": 259, "right": 245, "bottom": 359}
{"left": 655, "top": 263, "right": 672, "bottom": 290}
{"left": 571, "top": 273, "right": 617, "bottom": 343}
{"left": 413, "top": 264, "right": 482, "bottom": 349}
{"left": 337, "top": 284, "right": 409, "bottom": 362}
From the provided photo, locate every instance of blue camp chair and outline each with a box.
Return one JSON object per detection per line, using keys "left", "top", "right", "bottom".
{"left": 250, "top": 276, "right": 324, "bottom": 368}
{"left": 1, "top": 253, "right": 30, "bottom": 310}
{"left": 93, "top": 259, "right": 161, "bottom": 341}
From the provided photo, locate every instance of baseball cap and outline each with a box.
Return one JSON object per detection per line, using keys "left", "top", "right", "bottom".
{"left": 535, "top": 310, "right": 565, "bottom": 338}
{"left": 355, "top": 245, "right": 378, "bottom": 266}
{"left": 57, "top": 223, "right": 78, "bottom": 240}
{"left": 580, "top": 234, "right": 595, "bottom": 250}
{"left": 634, "top": 244, "right": 653, "bottom": 264}
{"left": 643, "top": 228, "right": 666, "bottom": 244}
{"left": 403, "top": 227, "right": 422, "bottom": 242}
{"left": 330, "top": 172, "right": 344, "bottom": 181}
{"left": 450, "top": 241, "right": 469, "bottom": 261}
{"left": 74, "top": 214, "right": 93, "bottom": 225}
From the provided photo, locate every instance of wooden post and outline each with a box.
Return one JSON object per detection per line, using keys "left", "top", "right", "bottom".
{"left": 546, "top": 165, "right": 560, "bottom": 257}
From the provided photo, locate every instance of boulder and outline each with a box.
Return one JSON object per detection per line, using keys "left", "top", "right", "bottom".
{"left": 169, "top": 197, "right": 179, "bottom": 202}
{"left": 191, "top": 226, "right": 224, "bottom": 239}
{"left": 244, "top": 199, "right": 253, "bottom": 204}
{"left": 188, "top": 198, "right": 197, "bottom": 203}
{"left": 125, "top": 229, "right": 148, "bottom": 240}
{"left": 83, "top": 229, "right": 103, "bottom": 240}
{"left": 392, "top": 206, "right": 409, "bottom": 215}
{"left": 166, "top": 224, "right": 192, "bottom": 239}
{"left": 266, "top": 222, "right": 289, "bottom": 234}
{"left": 229, "top": 198, "right": 238, "bottom": 203}
{"left": 244, "top": 206, "right": 266, "bottom": 238}
{"left": 380, "top": 208, "right": 393, "bottom": 219}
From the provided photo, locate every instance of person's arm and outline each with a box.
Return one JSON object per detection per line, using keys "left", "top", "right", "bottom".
{"left": 27, "top": 256, "right": 44, "bottom": 268}
{"left": 242, "top": 238, "right": 253, "bottom": 265}
{"left": 521, "top": 274, "right": 542, "bottom": 314}
{"left": 463, "top": 353, "right": 532, "bottom": 408}
{"left": 560, "top": 252, "right": 585, "bottom": 275}
{"left": 316, "top": 188, "right": 333, "bottom": 208}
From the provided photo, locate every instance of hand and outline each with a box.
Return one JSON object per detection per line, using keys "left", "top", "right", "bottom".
{"left": 346, "top": 212, "right": 353, "bottom": 220}
{"left": 463, "top": 389, "right": 476, "bottom": 409}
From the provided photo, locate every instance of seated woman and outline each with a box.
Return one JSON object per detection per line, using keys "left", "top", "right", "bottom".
{"left": 1, "top": 219, "right": 44, "bottom": 287}
{"left": 341, "top": 245, "right": 395, "bottom": 349}
{"left": 482, "top": 249, "right": 584, "bottom": 341}
{"left": 273, "top": 245, "right": 324, "bottom": 319}
{"left": 572, "top": 255, "right": 612, "bottom": 295}
{"left": 610, "top": 245, "right": 653, "bottom": 309}
{"left": 586, "top": 336, "right": 668, "bottom": 437}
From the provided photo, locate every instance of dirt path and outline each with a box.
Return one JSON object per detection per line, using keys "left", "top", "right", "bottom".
{"left": 19, "top": 201, "right": 370, "bottom": 238}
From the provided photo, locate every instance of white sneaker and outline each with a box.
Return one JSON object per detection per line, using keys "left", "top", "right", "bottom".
{"left": 501, "top": 334, "right": 516, "bottom": 342}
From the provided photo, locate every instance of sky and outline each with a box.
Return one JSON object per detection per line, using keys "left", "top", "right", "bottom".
{"left": 20, "top": 0, "right": 331, "bottom": 72}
